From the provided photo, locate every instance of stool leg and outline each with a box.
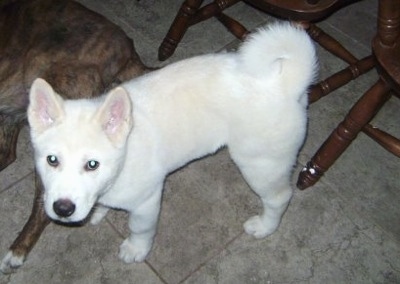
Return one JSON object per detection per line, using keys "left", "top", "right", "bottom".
{"left": 158, "top": 0, "right": 203, "bottom": 61}
{"left": 362, "top": 124, "right": 400, "bottom": 157}
{"left": 309, "top": 55, "right": 375, "bottom": 103}
{"left": 216, "top": 12, "right": 249, "bottom": 40}
{"left": 306, "top": 23, "right": 358, "bottom": 64}
{"left": 297, "top": 79, "right": 391, "bottom": 190}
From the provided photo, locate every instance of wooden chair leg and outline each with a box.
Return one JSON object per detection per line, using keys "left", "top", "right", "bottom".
{"left": 158, "top": 0, "right": 241, "bottom": 61}
{"left": 362, "top": 124, "right": 400, "bottom": 157}
{"left": 309, "top": 55, "right": 375, "bottom": 103}
{"left": 303, "top": 23, "right": 376, "bottom": 103}
{"left": 306, "top": 23, "right": 358, "bottom": 64}
{"left": 216, "top": 12, "right": 249, "bottom": 40}
{"left": 190, "top": 0, "right": 240, "bottom": 25}
{"left": 297, "top": 78, "right": 391, "bottom": 189}
{"left": 158, "top": 0, "right": 204, "bottom": 61}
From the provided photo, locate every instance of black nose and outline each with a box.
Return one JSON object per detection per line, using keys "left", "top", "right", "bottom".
{"left": 53, "top": 199, "right": 76, "bottom": 217}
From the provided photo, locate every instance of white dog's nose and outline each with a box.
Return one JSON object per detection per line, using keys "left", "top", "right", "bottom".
{"left": 53, "top": 199, "right": 76, "bottom": 217}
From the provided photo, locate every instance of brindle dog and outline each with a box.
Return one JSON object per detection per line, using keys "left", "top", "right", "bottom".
{"left": 0, "top": 0, "right": 150, "bottom": 273}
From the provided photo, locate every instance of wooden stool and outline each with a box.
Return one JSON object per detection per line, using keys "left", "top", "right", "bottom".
{"left": 297, "top": 0, "right": 400, "bottom": 189}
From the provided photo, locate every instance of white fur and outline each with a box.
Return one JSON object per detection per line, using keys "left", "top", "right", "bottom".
{"left": 27, "top": 23, "right": 317, "bottom": 263}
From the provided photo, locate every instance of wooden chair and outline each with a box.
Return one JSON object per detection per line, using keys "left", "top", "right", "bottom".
{"left": 158, "top": 0, "right": 373, "bottom": 103}
{"left": 297, "top": 0, "right": 400, "bottom": 189}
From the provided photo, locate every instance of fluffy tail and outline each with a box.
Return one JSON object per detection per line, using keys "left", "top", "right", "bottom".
{"left": 239, "top": 22, "right": 318, "bottom": 100}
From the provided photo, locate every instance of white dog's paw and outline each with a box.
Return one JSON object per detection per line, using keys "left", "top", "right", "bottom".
{"left": 243, "top": 215, "right": 279, "bottom": 239}
{"left": 118, "top": 238, "right": 151, "bottom": 263}
{"left": 0, "top": 251, "right": 25, "bottom": 274}
{"left": 90, "top": 207, "right": 109, "bottom": 225}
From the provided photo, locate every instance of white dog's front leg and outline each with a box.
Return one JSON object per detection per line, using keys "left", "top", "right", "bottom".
{"left": 118, "top": 192, "right": 162, "bottom": 263}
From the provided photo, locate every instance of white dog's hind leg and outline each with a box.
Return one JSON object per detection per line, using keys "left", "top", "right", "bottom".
{"left": 231, "top": 152, "right": 294, "bottom": 239}
{"left": 243, "top": 184, "right": 292, "bottom": 239}
{"left": 90, "top": 205, "right": 110, "bottom": 225}
{"left": 119, "top": 190, "right": 162, "bottom": 263}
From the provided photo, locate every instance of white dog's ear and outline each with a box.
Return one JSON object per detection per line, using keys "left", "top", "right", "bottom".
{"left": 28, "top": 78, "right": 65, "bottom": 134}
{"left": 95, "top": 87, "right": 133, "bottom": 146}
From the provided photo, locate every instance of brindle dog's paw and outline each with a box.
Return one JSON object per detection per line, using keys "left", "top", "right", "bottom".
{"left": 0, "top": 251, "right": 25, "bottom": 274}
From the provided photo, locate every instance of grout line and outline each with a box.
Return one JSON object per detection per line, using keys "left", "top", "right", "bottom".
{"left": 320, "top": 180, "right": 400, "bottom": 246}
{"left": 0, "top": 171, "right": 34, "bottom": 195}
{"left": 178, "top": 231, "right": 244, "bottom": 284}
{"left": 144, "top": 260, "right": 170, "bottom": 284}
{"left": 104, "top": 217, "right": 170, "bottom": 283}
{"left": 105, "top": 217, "right": 126, "bottom": 240}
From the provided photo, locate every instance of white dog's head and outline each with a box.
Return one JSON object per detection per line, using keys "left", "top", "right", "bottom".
{"left": 27, "top": 78, "right": 133, "bottom": 223}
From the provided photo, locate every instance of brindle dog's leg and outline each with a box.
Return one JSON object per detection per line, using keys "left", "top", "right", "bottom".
{"left": 0, "top": 171, "right": 50, "bottom": 274}
{"left": 0, "top": 117, "right": 23, "bottom": 172}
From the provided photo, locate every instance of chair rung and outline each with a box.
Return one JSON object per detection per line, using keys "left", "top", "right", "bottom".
{"left": 362, "top": 124, "right": 400, "bottom": 158}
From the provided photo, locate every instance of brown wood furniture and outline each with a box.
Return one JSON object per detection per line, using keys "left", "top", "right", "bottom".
{"left": 297, "top": 0, "right": 400, "bottom": 189}
{"left": 158, "top": 0, "right": 373, "bottom": 103}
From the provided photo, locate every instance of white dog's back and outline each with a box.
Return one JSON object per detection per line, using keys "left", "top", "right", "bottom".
{"left": 121, "top": 23, "right": 317, "bottom": 171}
{"left": 28, "top": 22, "right": 317, "bottom": 263}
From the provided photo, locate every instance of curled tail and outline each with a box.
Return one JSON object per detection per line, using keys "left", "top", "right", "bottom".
{"left": 239, "top": 22, "right": 318, "bottom": 100}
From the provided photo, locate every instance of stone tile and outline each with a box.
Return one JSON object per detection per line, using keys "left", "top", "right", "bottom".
{"left": 183, "top": 173, "right": 400, "bottom": 283}
{"left": 325, "top": 0, "right": 378, "bottom": 48}
{"left": 6, "top": 225, "right": 164, "bottom": 284}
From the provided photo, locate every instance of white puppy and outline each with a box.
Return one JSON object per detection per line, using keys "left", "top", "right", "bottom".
{"left": 27, "top": 23, "right": 317, "bottom": 263}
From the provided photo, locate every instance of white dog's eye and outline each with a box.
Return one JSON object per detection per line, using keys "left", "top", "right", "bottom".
{"left": 47, "top": 155, "right": 59, "bottom": 167}
{"left": 85, "top": 160, "right": 99, "bottom": 171}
